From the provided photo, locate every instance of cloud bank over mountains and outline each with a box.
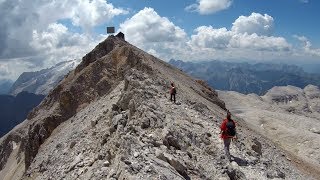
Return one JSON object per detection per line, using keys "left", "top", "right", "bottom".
{"left": 121, "top": 9, "right": 297, "bottom": 61}
{"left": 0, "top": 0, "right": 318, "bottom": 81}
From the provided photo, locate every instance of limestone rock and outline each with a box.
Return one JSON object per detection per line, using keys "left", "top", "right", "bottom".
{"left": 266, "top": 169, "right": 285, "bottom": 179}
{"left": 310, "top": 128, "right": 320, "bottom": 134}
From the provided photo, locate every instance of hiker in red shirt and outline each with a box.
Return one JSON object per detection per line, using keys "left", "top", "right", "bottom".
{"left": 220, "top": 111, "right": 237, "bottom": 161}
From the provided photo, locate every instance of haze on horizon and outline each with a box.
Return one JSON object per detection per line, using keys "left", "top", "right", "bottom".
{"left": 0, "top": 0, "right": 319, "bottom": 81}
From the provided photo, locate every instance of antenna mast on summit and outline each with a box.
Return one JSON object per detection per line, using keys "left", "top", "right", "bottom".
{"left": 106, "top": 26, "right": 125, "bottom": 40}
{"left": 107, "top": 26, "right": 115, "bottom": 35}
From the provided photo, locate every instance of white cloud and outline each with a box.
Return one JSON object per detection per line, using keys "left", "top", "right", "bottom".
{"left": 300, "top": 0, "right": 309, "bottom": 3}
{"left": 0, "top": 0, "right": 127, "bottom": 80}
{"left": 232, "top": 13, "right": 274, "bottom": 36}
{"left": 229, "top": 33, "right": 290, "bottom": 51}
{"left": 0, "top": 63, "right": 9, "bottom": 76}
{"left": 1, "top": 2, "right": 318, "bottom": 81}
{"left": 30, "top": 23, "right": 90, "bottom": 52}
{"left": 28, "top": 23, "right": 104, "bottom": 68}
{"left": 119, "top": 10, "right": 295, "bottom": 62}
{"left": 294, "top": 35, "right": 320, "bottom": 56}
{"left": 119, "top": 7, "right": 188, "bottom": 60}
{"left": 68, "top": 0, "right": 127, "bottom": 32}
{"left": 190, "top": 26, "right": 232, "bottom": 49}
{"left": 0, "top": 0, "right": 127, "bottom": 58}
{"left": 0, "top": 58, "right": 38, "bottom": 80}
{"left": 187, "top": 26, "right": 291, "bottom": 61}
{"left": 120, "top": 8, "right": 186, "bottom": 45}
{"left": 294, "top": 35, "right": 311, "bottom": 49}
{"left": 189, "top": 13, "right": 290, "bottom": 52}
{"left": 36, "top": 0, "right": 128, "bottom": 32}
{"left": 185, "top": 0, "right": 232, "bottom": 15}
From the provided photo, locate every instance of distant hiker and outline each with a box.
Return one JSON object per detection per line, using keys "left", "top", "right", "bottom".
{"left": 220, "top": 111, "right": 237, "bottom": 161}
{"left": 169, "top": 82, "right": 176, "bottom": 103}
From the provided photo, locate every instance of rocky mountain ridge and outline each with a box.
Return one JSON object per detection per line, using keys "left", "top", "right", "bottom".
{"left": 0, "top": 36, "right": 311, "bottom": 179}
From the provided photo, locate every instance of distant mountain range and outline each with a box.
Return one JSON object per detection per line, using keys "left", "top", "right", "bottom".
{"left": 0, "top": 60, "right": 79, "bottom": 137}
{"left": 0, "top": 91, "right": 44, "bottom": 137}
{"left": 169, "top": 59, "right": 320, "bottom": 95}
{"left": 9, "top": 59, "right": 81, "bottom": 95}
{"left": 299, "top": 63, "right": 320, "bottom": 74}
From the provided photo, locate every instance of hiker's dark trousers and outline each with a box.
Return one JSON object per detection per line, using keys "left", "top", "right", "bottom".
{"left": 170, "top": 93, "right": 176, "bottom": 103}
{"left": 224, "top": 138, "right": 231, "bottom": 161}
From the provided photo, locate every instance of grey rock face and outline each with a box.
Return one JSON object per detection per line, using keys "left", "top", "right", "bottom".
{"left": 266, "top": 168, "right": 285, "bottom": 179}
{"left": 310, "top": 128, "right": 320, "bottom": 134}
{"left": 226, "top": 162, "right": 247, "bottom": 180}
{"left": 262, "top": 85, "right": 320, "bottom": 117}
{"left": 251, "top": 138, "right": 262, "bottom": 156}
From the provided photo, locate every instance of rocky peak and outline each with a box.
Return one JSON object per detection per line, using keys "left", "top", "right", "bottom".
{"left": 304, "top": 84, "right": 320, "bottom": 99}
{"left": 75, "top": 35, "right": 127, "bottom": 73}
{"left": 263, "top": 85, "right": 305, "bottom": 104}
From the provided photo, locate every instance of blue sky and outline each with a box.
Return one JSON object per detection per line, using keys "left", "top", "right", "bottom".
{"left": 0, "top": 0, "right": 319, "bottom": 81}
{"left": 102, "top": 0, "right": 318, "bottom": 40}
{"left": 112, "top": 0, "right": 320, "bottom": 45}
{"left": 53, "top": 0, "right": 320, "bottom": 58}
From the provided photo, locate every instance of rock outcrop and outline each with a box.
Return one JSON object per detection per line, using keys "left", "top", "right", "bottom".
{"left": 219, "top": 85, "right": 320, "bottom": 179}
{"left": 263, "top": 85, "right": 320, "bottom": 117}
{"left": 0, "top": 36, "right": 309, "bottom": 179}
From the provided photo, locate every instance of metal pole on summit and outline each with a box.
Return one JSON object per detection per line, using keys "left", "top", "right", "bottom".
{"left": 107, "top": 26, "right": 115, "bottom": 35}
{"left": 107, "top": 27, "right": 125, "bottom": 40}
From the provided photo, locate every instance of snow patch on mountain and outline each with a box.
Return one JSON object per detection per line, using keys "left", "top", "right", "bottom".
{"left": 9, "top": 59, "right": 81, "bottom": 95}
